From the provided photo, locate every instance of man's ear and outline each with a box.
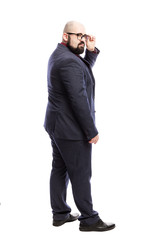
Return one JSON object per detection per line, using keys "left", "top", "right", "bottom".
{"left": 62, "top": 33, "right": 68, "bottom": 42}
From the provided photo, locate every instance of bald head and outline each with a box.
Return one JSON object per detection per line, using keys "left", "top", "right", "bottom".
{"left": 63, "top": 21, "right": 86, "bottom": 34}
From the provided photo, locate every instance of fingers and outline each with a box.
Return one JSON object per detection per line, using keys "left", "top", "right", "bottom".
{"left": 87, "top": 35, "right": 96, "bottom": 42}
{"left": 86, "top": 35, "right": 96, "bottom": 52}
{"left": 89, "top": 135, "right": 99, "bottom": 144}
{"left": 89, "top": 139, "right": 95, "bottom": 144}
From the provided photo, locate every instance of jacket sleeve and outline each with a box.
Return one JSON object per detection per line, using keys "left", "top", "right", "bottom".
{"left": 59, "top": 59, "right": 98, "bottom": 140}
{"left": 84, "top": 48, "right": 100, "bottom": 67}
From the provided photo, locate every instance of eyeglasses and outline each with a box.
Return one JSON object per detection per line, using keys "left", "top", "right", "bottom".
{"left": 67, "top": 32, "right": 89, "bottom": 41}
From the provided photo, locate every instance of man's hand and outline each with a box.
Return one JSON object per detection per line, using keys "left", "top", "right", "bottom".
{"left": 86, "top": 35, "right": 96, "bottom": 52}
{"left": 89, "top": 134, "right": 99, "bottom": 144}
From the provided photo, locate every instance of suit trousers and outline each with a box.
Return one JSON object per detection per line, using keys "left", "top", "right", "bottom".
{"left": 49, "top": 135, "right": 100, "bottom": 225}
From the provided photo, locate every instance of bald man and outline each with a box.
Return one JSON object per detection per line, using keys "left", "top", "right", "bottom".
{"left": 44, "top": 21, "right": 115, "bottom": 232}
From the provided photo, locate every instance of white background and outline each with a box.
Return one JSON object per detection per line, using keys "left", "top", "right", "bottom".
{"left": 0, "top": 0, "right": 160, "bottom": 239}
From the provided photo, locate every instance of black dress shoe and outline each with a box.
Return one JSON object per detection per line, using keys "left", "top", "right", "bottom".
{"left": 53, "top": 213, "right": 79, "bottom": 227}
{"left": 79, "top": 219, "right": 116, "bottom": 232}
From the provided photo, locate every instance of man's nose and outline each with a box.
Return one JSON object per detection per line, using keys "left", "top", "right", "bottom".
{"left": 81, "top": 35, "right": 86, "bottom": 41}
{"left": 80, "top": 41, "right": 85, "bottom": 45}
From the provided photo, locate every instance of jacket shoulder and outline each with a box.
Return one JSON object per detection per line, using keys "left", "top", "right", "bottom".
{"left": 52, "top": 44, "right": 81, "bottom": 61}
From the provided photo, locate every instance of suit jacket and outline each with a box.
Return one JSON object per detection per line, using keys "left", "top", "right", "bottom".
{"left": 44, "top": 43, "right": 99, "bottom": 140}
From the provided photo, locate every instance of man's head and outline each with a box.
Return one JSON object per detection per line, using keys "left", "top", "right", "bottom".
{"left": 62, "top": 21, "right": 88, "bottom": 54}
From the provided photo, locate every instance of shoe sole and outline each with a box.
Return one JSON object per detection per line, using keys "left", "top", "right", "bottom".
{"left": 53, "top": 218, "right": 79, "bottom": 227}
{"left": 79, "top": 225, "right": 116, "bottom": 232}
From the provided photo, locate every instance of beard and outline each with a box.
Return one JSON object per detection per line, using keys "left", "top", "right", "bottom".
{"left": 67, "top": 37, "right": 85, "bottom": 54}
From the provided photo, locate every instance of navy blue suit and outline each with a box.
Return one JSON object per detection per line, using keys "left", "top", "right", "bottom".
{"left": 44, "top": 43, "right": 100, "bottom": 225}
